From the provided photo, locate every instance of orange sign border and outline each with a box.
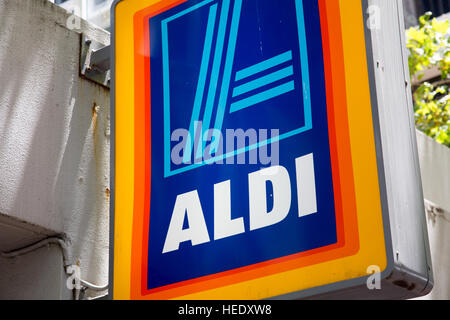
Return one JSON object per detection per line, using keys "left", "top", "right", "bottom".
{"left": 129, "top": 0, "right": 360, "bottom": 299}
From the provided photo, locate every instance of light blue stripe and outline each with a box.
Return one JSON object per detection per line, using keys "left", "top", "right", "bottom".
{"left": 162, "top": 21, "right": 171, "bottom": 178}
{"left": 161, "top": 0, "right": 221, "bottom": 173}
{"left": 230, "top": 81, "right": 295, "bottom": 113}
{"left": 197, "top": 0, "right": 231, "bottom": 159}
{"left": 295, "top": 0, "right": 312, "bottom": 128}
{"left": 162, "top": 0, "right": 215, "bottom": 24}
{"left": 232, "top": 65, "right": 294, "bottom": 98}
{"left": 183, "top": 4, "right": 218, "bottom": 163}
{"left": 163, "top": 0, "right": 314, "bottom": 178}
{"left": 212, "top": 0, "right": 243, "bottom": 141}
{"left": 235, "top": 51, "right": 293, "bottom": 82}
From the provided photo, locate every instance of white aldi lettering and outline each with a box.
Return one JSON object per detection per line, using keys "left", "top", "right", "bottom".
{"left": 162, "top": 154, "right": 318, "bottom": 254}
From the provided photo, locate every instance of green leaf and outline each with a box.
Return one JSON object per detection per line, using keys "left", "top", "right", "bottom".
{"left": 408, "top": 13, "right": 450, "bottom": 148}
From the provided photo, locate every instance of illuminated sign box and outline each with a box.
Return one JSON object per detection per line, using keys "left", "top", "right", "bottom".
{"left": 110, "top": 0, "right": 433, "bottom": 300}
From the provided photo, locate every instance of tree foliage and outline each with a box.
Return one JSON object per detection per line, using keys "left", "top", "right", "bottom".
{"left": 406, "top": 12, "right": 450, "bottom": 147}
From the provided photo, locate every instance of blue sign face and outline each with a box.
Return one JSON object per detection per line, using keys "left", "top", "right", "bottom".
{"left": 147, "top": 0, "right": 336, "bottom": 290}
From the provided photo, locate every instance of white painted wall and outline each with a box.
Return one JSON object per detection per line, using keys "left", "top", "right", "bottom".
{"left": 0, "top": 0, "right": 110, "bottom": 299}
{"left": 416, "top": 131, "right": 450, "bottom": 300}
{"left": 0, "top": 245, "right": 72, "bottom": 300}
{"left": 417, "top": 131, "right": 450, "bottom": 213}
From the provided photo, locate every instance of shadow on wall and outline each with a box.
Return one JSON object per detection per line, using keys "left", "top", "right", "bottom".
{"left": 0, "top": 0, "right": 110, "bottom": 298}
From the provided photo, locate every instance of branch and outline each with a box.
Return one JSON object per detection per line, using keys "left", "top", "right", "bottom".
{"left": 430, "top": 78, "right": 450, "bottom": 88}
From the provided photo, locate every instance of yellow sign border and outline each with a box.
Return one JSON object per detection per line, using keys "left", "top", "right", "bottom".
{"left": 112, "top": 0, "right": 390, "bottom": 300}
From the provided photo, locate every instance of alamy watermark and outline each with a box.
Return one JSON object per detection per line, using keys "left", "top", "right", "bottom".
{"left": 366, "top": 265, "right": 382, "bottom": 290}
{"left": 367, "top": 5, "right": 381, "bottom": 30}
{"left": 66, "top": 264, "right": 81, "bottom": 290}
{"left": 171, "top": 122, "right": 280, "bottom": 167}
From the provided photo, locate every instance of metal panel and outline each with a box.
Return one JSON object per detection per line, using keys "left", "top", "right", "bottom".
{"left": 368, "top": 0, "right": 433, "bottom": 295}
{"left": 80, "top": 34, "right": 111, "bottom": 87}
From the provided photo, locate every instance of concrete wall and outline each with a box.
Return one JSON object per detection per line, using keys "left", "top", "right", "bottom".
{"left": 0, "top": 0, "right": 110, "bottom": 299}
{"left": 416, "top": 131, "right": 450, "bottom": 300}
{"left": 417, "top": 132, "right": 450, "bottom": 213}
{"left": 0, "top": 245, "right": 71, "bottom": 300}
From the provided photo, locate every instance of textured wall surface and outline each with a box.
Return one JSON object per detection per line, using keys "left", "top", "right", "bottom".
{"left": 416, "top": 132, "right": 450, "bottom": 300}
{"left": 0, "top": 0, "right": 110, "bottom": 299}
{"left": 0, "top": 245, "right": 71, "bottom": 300}
{"left": 417, "top": 132, "right": 450, "bottom": 213}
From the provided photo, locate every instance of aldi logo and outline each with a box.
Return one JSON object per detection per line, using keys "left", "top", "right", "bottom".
{"left": 146, "top": 0, "right": 337, "bottom": 291}
{"left": 113, "top": 0, "right": 390, "bottom": 300}
{"left": 157, "top": 0, "right": 313, "bottom": 177}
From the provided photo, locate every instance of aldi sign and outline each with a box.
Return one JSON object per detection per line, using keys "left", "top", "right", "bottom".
{"left": 111, "top": 0, "right": 432, "bottom": 300}
{"left": 149, "top": 0, "right": 337, "bottom": 290}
